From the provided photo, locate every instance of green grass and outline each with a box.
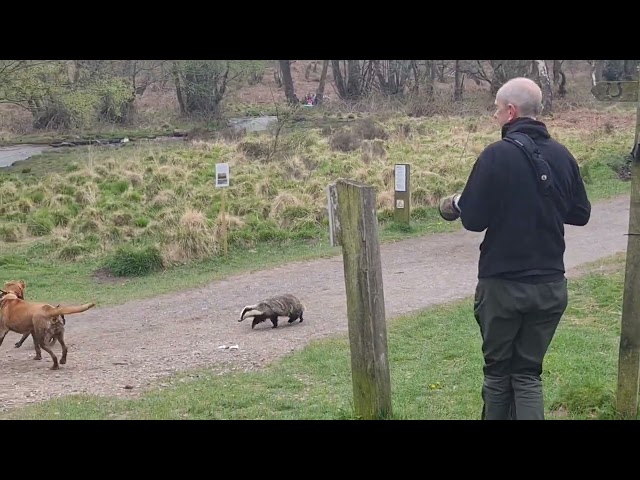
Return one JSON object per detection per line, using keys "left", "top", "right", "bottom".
{"left": 1, "top": 252, "right": 628, "bottom": 420}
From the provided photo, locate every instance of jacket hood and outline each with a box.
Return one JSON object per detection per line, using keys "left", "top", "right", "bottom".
{"left": 500, "top": 117, "right": 551, "bottom": 141}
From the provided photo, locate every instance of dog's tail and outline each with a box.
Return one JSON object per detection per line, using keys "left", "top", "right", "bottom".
{"left": 50, "top": 303, "right": 96, "bottom": 316}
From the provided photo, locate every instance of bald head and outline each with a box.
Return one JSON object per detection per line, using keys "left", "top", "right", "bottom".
{"left": 495, "top": 77, "right": 543, "bottom": 120}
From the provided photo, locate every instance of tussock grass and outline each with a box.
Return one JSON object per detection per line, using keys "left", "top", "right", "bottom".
{"left": 0, "top": 108, "right": 633, "bottom": 278}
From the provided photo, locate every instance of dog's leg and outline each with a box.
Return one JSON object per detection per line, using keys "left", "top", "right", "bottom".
{"left": 37, "top": 336, "right": 59, "bottom": 370}
{"left": 270, "top": 314, "right": 278, "bottom": 328}
{"left": 0, "top": 326, "right": 9, "bottom": 346}
{"left": 57, "top": 333, "right": 67, "bottom": 365}
{"left": 31, "top": 333, "right": 42, "bottom": 361}
{"left": 14, "top": 332, "right": 30, "bottom": 348}
{"left": 288, "top": 314, "right": 299, "bottom": 324}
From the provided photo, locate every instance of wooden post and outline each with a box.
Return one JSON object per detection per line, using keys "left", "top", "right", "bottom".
{"left": 326, "top": 182, "right": 341, "bottom": 247}
{"left": 221, "top": 189, "right": 228, "bottom": 257}
{"left": 215, "top": 162, "right": 230, "bottom": 257}
{"left": 335, "top": 179, "right": 392, "bottom": 420}
{"left": 393, "top": 163, "right": 410, "bottom": 225}
{"left": 592, "top": 71, "right": 640, "bottom": 418}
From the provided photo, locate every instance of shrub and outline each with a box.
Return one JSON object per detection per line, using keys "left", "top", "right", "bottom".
{"left": 104, "top": 245, "right": 164, "bottom": 277}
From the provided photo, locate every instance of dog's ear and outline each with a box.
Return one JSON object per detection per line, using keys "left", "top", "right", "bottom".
{"left": 19, "top": 280, "right": 25, "bottom": 289}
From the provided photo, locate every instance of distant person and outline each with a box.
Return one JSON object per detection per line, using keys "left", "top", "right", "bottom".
{"left": 438, "top": 77, "right": 591, "bottom": 420}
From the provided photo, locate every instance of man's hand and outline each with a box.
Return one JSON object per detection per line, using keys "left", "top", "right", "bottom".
{"left": 438, "top": 193, "right": 461, "bottom": 221}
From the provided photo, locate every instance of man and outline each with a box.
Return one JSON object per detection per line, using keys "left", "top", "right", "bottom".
{"left": 438, "top": 77, "right": 591, "bottom": 420}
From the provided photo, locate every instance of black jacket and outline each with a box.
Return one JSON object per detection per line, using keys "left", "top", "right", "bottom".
{"left": 457, "top": 117, "right": 591, "bottom": 283}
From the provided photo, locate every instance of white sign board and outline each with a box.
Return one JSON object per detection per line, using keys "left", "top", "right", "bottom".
{"left": 215, "top": 163, "right": 230, "bottom": 188}
{"left": 394, "top": 164, "right": 406, "bottom": 192}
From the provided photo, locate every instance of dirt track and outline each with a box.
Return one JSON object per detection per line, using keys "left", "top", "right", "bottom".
{"left": 0, "top": 194, "right": 631, "bottom": 413}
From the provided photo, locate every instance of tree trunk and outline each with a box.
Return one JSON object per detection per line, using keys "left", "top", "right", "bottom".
{"left": 624, "top": 60, "right": 638, "bottom": 80}
{"left": 453, "top": 60, "right": 463, "bottom": 101}
{"left": 553, "top": 60, "right": 567, "bottom": 97}
{"left": 347, "top": 60, "right": 362, "bottom": 99}
{"left": 591, "top": 60, "right": 605, "bottom": 87}
{"left": 315, "top": 60, "right": 329, "bottom": 105}
{"left": 437, "top": 61, "right": 446, "bottom": 82}
{"left": 424, "top": 60, "right": 436, "bottom": 100}
{"left": 410, "top": 60, "right": 419, "bottom": 94}
{"left": 536, "top": 60, "right": 553, "bottom": 115}
{"left": 332, "top": 60, "right": 347, "bottom": 100}
{"left": 273, "top": 60, "right": 283, "bottom": 88}
{"left": 172, "top": 62, "right": 186, "bottom": 115}
{"left": 279, "top": 60, "right": 297, "bottom": 104}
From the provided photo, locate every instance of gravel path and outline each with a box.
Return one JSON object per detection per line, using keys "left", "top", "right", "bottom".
{"left": 0, "top": 194, "right": 630, "bottom": 412}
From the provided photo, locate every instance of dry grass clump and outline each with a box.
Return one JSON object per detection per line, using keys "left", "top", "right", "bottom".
{"left": 0, "top": 222, "right": 26, "bottom": 242}
{"left": 0, "top": 181, "right": 19, "bottom": 200}
{"left": 160, "top": 209, "right": 218, "bottom": 266}
{"left": 148, "top": 189, "right": 176, "bottom": 209}
{"left": 75, "top": 183, "right": 99, "bottom": 206}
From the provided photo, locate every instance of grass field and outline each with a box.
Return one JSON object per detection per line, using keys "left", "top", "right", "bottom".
{"left": 0, "top": 109, "right": 634, "bottom": 307}
{"left": 0, "top": 252, "right": 627, "bottom": 420}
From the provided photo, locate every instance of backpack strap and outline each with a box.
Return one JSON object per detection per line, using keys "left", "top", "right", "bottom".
{"left": 502, "top": 131, "right": 553, "bottom": 196}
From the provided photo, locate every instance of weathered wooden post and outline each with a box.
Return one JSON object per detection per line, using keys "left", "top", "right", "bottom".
{"left": 326, "top": 182, "right": 341, "bottom": 247}
{"left": 394, "top": 163, "right": 411, "bottom": 225}
{"left": 591, "top": 71, "right": 640, "bottom": 418}
{"left": 328, "top": 179, "right": 392, "bottom": 419}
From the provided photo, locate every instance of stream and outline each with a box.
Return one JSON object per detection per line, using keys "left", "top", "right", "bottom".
{"left": 0, "top": 115, "right": 278, "bottom": 168}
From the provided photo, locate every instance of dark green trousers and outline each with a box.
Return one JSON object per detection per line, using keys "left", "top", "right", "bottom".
{"left": 473, "top": 277, "right": 568, "bottom": 420}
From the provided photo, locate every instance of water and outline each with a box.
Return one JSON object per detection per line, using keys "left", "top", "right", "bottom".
{"left": 0, "top": 144, "right": 54, "bottom": 167}
{"left": 227, "top": 115, "right": 277, "bottom": 133}
{"left": 0, "top": 115, "right": 278, "bottom": 167}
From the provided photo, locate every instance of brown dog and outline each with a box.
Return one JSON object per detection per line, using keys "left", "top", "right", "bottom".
{"left": 1, "top": 280, "right": 63, "bottom": 349}
{"left": 0, "top": 291, "right": 95, "bottom": 370}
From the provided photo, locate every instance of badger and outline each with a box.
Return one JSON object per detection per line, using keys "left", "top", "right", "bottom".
{"left": 239, "top": 293, "right": 305, "bottom": 329}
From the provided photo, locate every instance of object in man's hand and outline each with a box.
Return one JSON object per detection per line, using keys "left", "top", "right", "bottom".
{"left": 438, "top": 193, "right": 461, "bottom": 221}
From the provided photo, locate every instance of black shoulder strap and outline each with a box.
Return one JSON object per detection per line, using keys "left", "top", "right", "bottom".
{"left": 503, "top": 131, "right": 553, "bottom": 196}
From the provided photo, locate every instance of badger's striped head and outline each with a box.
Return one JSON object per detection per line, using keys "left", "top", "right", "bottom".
{"left": 239, "top": 305, "right": 262, "bottom": 322}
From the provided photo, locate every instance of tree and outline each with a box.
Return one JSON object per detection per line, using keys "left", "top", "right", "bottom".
{"left": 535, "top": 60, "right": 553, "bottom": 114}
{"left": 315, "top": 60, "right": 330, "bottom": 105}
{"left": 171, "top": 60, "right": 260, "bottom": 117}
{"left": 278, "top": 60, "right": 297, "bottom": 104}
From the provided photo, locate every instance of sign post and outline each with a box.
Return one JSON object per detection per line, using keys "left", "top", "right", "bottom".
{"left": 394, "top": 163, "right": 410, "bottom": 225}
{"left": 592, "top": 72, "right": 640, "bottom": 419}
{"left": 215, "top": 162, "right": 230, "bottom": 257}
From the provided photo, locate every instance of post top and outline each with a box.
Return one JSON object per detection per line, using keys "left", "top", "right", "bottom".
{"left": 335, "top": 178, "right": 374, "bottom": 189}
